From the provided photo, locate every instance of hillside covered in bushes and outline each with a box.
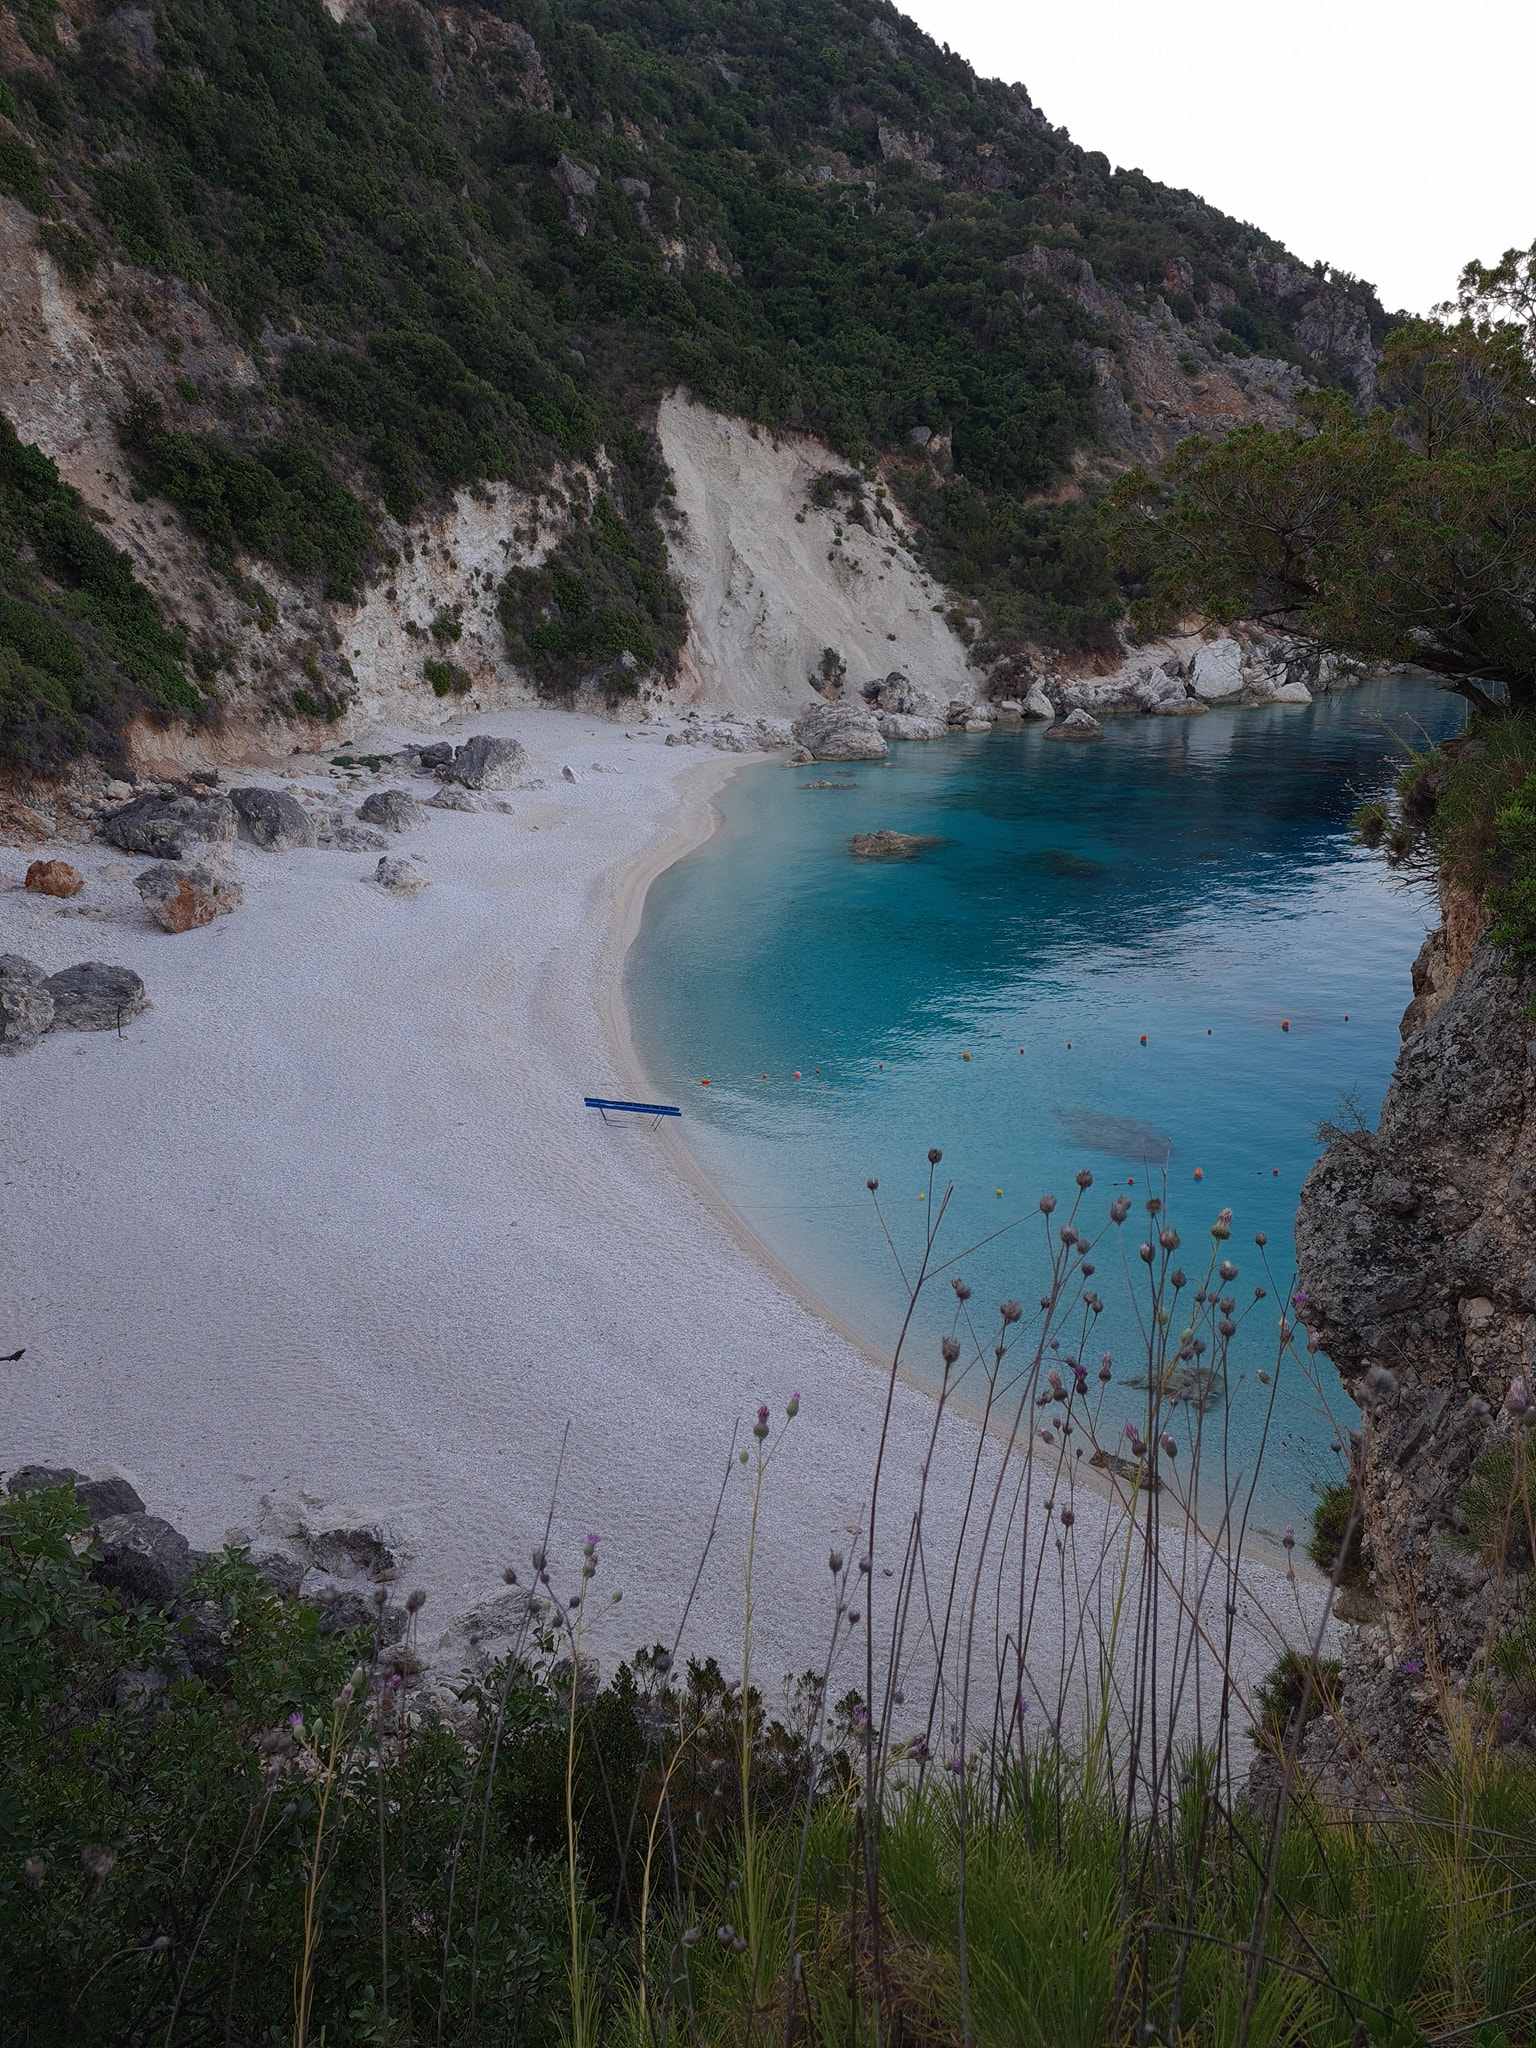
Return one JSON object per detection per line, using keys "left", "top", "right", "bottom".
{"left": 0, "top": 0, "right": 1385, "bottom": 765}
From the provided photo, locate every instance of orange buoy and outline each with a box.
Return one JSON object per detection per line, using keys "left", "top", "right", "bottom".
{"left": 792, "top": 1069, "right": 802, "bottom": 1079}
{"left": 1281, "top": 1019, "right": 1291, "bottom": 1032}
{"left": 1139, "top": 1034, "right": 1148, "bottom": 1046}
{"left": 700, "top": 1077, "right": 711, "bottom": 1086}
{"left": 1193, "top": 1167, "right": 1204, "bottom": 1181}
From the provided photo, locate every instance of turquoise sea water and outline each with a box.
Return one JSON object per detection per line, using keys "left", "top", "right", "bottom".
{"left": 629, "top": 682, "right": 1464, "bottom": 1530}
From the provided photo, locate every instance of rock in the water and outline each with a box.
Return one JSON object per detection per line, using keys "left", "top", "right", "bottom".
{"left": 1055, "top": 1106, "right": 1174, "bottom": 1165}
{"left": 800, "top": 780, "right": 857, "bottom": 790}
{"left": 876, "top": 712, "right": 948, "bottom": 741}
{"left": 24, "top": 859, "right": 83, "bottom": 898}
{"left": 231, "top": 785, "right": 317, "bottom": 851}
{"left": 45, "top": 961, "right": 149, "bottom": 1031}
{"left": 374, "top": 856, "right": 430, "bottom": 897}
{"left": 851, "top": 829, "right": 942, "bottom": 859}
{"left": 428, "top": 787, "right": 479, "bottom": 813}
{"left": 6, "top": 1465, "right": 147, "bottom": 1520}
{"left": 444, "top": 734, "right": 528, "bottom": 790}
{"left": 0, "top": 953, "right": 53, "bottom": 1053}
{"left": 791, "top": 702, "right": 888, "bottom": 762}
{"left": 136, "top": 860, "right": 244, "bottom": 933}
{"left": 103, "top": 793, "right": 237, "bottom": 860}
{"left": 1044, "top": 709, "right": 1103, "bottom": 742}
{"left": 1189, "top": 638, "right": 1246, "bottom": 703}
{"left": 358, "top": 788, "right": 429, "bottom": 833}
{"left": 1021, "top": 686, "right": 1055, "bottom": 721}
{"left": 91, "top": 1513, "right": 198, "bottom": 1608}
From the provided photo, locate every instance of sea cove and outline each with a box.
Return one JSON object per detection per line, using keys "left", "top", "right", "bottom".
{"left": 631, "top": 681, "right": 1465, "bottom": 1529}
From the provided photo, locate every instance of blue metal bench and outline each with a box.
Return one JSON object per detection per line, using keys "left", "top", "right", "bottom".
{"left": 584, "top": 1095, "right": 682, "bottom": 1129}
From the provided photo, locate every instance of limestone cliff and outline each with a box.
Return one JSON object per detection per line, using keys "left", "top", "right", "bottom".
{"left": 1294, "top": 899, "right": 1536, "bottom": 1790}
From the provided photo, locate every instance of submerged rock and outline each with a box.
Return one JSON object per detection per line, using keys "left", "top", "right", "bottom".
{"left": 135, "top": 860, "right": 244, "bottom": 933}
{"left": 791, "top": 701, "right": 888, "bottom": 762}
{"left": 799, "top": 779, "right": 857, "bottom": 791}
{"left": 1054, "top": 1107, "right": 1174, "bottom": 1166}
{"left": 45, "top": 961, "right": 149, "bottom": 1031}
{"left": 1034, "top": 849, "right": 1108, "bottom": 880}
{"left": 851, "top": 829, "right": 943, "bottom": 859}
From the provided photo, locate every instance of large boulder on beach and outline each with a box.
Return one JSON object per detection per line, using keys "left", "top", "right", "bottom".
{"left": 91, "top": 1512, "right": 199, "bottom": 1609}
{"left": 444, "top": 734, "right": 528, "bottom": 789}
{"left": 0, "top": 953, "right": 53, "bottom": 1053}
{"left": 231, "top": 785, "right": 317, "bottom": 851}
{"left": 24, "top": 859, "right": 83, "bottom": 898}
{"left": 374, "top": 855, "right": 430, "bottom": 897}
{"left": 45, "top": 961, "right": 149, "bottom": 1031}
{"left": 1044, "top": 709, "right": 1104, "bottom": 743}
{"left": 851, "top": 829, "right": 943, "bottom": 859}
{"left": 1189, "top": 638, "right": 1246, "bottom": 703}
{"left": 102, "top": 793, "right": 237, "bottom": 860}
{"left": 135, "top": 859, "right": 244, "bottom": 933}
{"left": 358, "top": 788, "right": 429, "bottom": 833}
{"left": 791, "top": 702, "right": 887, "bottom": 762}
{"left": 6, "top": 1465, "right": 147, "bottom": 1519}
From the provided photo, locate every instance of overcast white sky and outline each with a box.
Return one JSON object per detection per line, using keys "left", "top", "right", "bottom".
{"left": 896, "top": 0, "right": 1532, "bottom": 316}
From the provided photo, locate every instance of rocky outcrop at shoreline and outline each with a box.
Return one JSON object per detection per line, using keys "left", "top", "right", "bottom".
{"left": 1294, "top": 915, "right": 1536, "bottom": 1796}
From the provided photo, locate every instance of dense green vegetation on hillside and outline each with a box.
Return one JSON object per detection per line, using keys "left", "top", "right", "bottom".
{"left": 0, "top": 0, "right": 1383, "bottom": 763}
{"left": 0, "top": 418, "right": 202, "bottom": 770}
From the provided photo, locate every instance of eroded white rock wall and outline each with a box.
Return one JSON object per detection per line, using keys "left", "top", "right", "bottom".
{"left": 657, "top": 394, "right": 977, "bottom": 716}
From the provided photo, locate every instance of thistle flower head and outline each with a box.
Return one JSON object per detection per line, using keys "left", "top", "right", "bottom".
{"left": 951, "top": 1274, "right": 972, "bottom": 1301}
{"left": 941, "top": 1334, "right": 961, "bottom": 1366}
{"left": 1110, "top": 1196, "right": 1131, "bottom": 1224}
{"left": 927, "top": 1148, "right": 943, "bottom": 1165}
{"left": 786, "top": 1390, "right": 800, "bottom": 1418}
{"left": 1076, "top": 1169, "right": 1094, "bottom": 1188}
{"left": 1039, "top": 1192, "right": 1057, "bottom": 1214}
{"left": 1000, "top": 1299, "right": 1022, "bottom": 1325}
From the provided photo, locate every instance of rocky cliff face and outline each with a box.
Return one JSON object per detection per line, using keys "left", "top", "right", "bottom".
{"left": 1294, "top": 906, "right": 1536, "bottom": 1792}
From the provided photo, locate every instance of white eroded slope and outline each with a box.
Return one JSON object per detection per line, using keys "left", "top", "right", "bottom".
{"left": 658, "top": 394, "right": 977, "bottom": 716}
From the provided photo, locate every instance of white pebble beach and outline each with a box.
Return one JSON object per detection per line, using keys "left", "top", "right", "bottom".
{"left": 1, "top": 706, "right": 1327, "bottom": 1742}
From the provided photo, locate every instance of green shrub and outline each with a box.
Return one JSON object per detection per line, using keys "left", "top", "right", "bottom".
{"left": 1309, "top": 1481, "right": 1365, "bottom": 1581}
{"left": 0, "top": 416, "right": 201, "bottom": 769}
{"left": 1254, "top": 1649, "right": 1342, "bottom": 1743}
{"left": 423, "top": 655, "right": 471, "bottom": 697}
{"left": 499, "top": 432, "right": 685, "bottom": 697}
{"left": 1460, "top": 1442, "right": 1536, "bottom": 1568}
{"left": 118, "top": 398, "right": 374, "bottom": 601}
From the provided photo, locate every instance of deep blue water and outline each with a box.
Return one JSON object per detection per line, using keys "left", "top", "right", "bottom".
{"left": 629, "top": 683, "right": 1463, "bottom": 1529}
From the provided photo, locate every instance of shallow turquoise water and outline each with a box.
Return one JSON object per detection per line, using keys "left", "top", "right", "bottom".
{"left": 629, "top": 683, "right": 1463, "bottom": 1530}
